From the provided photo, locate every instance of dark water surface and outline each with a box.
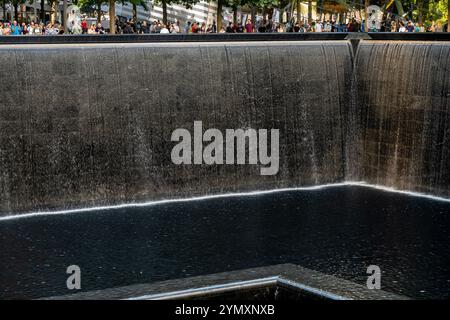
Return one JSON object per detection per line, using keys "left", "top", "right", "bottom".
{"left": 1, "top": 186, "right": 449, "bottom": 299}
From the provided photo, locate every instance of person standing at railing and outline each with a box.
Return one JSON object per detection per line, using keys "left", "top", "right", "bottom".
{"left": 160, "top": 24, "right": 170, "bottom": 33}
{"left": 81, "top": 19, "right": 88, "bottom": 34}
{"left": 406, "top": 21, "right": 415, "bottom": 32}
{"left": 390, "top": 20, "right": 397, "bottom": 32}
{"left": 245, "top": 20, "right": 253, "bottom": 33}
{"left": 226, "top": 22, "right": 234, "bottom": 33}
{"left": 21, "top": 23, "right": 28, "bottom": 35}
{"left": 10, "top": 21, "right": 21, "bottom": 35}
{"left": 315, "top": 20, "right": 322, "bottom": 32}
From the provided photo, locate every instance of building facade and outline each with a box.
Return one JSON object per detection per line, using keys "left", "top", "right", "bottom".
{"left": 1, "top": 1, "right": 319, "bottom": 26}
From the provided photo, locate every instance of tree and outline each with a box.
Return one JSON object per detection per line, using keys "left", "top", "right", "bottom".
{"left": 214, "top": 0, "right": 279, "bottom": 31}
{"left": 10, "top": 0, "right": 26, "bottom": 22}
{"left": 153, "top": 0, "right": 172, "bottom": 25}
{"left": 63, "top": 0, "right": 68, "bottom": 32}
{"left": 418, "top": 0, "right": 424, "bottom": 24}
{"left": 365, "top": 0, "right": 369, "bottom": 31}
{"left": 128, "top": 0, "right": 149, "bottom": 23}
{"left": 217, "top": 0, "right": 223, "bottom": 30}
{"left": 107, "top": 0, "right": 114, "bottom": 32}
{"left": 78, "top": 0, "right": 150, "bottom": 32}
{"left": 81, "top": 0, "right": 117, "bottom": 33}
{"left": 78, "top": 0, "right": 108, "bottom": 24}
{"left": 40, "top": 0, "right": 45, "bottom": 23}
{"left": 308, "top": 0, "right": 312, "bottom": 22}
{"left": 394, "top": 0, "right": 405, "bottom": 17}
{"left": 0, "top": 0, "right": 8, "bottom": 21}
{"left": 153, "top": 0, "right": 198, "bottom": 26}
{"left": 97, "top": 1, "right": 103, "bottom": 24}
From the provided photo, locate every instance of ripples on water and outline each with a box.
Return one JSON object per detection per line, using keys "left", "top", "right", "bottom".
{"left": 0, "top": 185, "right": 449, "bottom": 299}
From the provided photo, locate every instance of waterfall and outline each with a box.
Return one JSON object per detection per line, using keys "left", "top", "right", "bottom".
{"left": 352, "top": 41, "right": 450, "bottom": 197}
{"left": 0, "top": 40, "right": 449, "bottom": 216}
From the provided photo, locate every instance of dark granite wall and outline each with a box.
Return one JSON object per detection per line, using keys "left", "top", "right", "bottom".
{"left": 0, "top": 42, "right": 352, "bottom": 214}
{"left": 349, "top": 41, "right": 450, "bottom": 197}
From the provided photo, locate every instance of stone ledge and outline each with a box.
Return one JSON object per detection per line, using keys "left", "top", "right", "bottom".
{"left": 1, "top": 32, "right": 449, "bottom": 45}
{"left": 41, "top": 263, "right": 408, "bottom": 300}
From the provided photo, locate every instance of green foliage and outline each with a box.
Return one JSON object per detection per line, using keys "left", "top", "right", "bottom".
{"left": 8, "top": 0, "right": 28, "bottom": 7}
{"left": 62, "top": 0, "right": 450, "bottom": 27}
{"left": 76, "top": 0, "right": 107, "bottom": 10}
{"left": 153, "top": 0, "right": 199, "bottom": 7}
{"left": 217, "top": 0, "right": 280, "bottom": 8}
{"left": 249, "top": 0, "right": 280, "bottom": 8}
{"left": 381, "top": 0, "right": 448, "bottom": 25}
{"left": 127, "top": 0, "right": 150, "bottom": 11}
{"left": 3, "top": 0, "right": 28, "bottom": 21}
{"left": 433, "top": 0, "right": 448, "bottom": 23}
{"left": 76, "top": 0, "right": 149, "bottom": 15}
{"left": 316, "top": 0, "right": 448, "bottom": 26}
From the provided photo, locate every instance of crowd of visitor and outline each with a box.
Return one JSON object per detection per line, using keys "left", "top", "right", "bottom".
{"left": 0, "top": 16, "right": 448, "bottom": 35}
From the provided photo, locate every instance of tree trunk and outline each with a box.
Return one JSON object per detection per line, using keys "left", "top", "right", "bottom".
{"left": 217, "top": 0, "right": 223, "bottom": 31}
{"left": 132, "top": 4, "right": 137, "bottom": 23}
{"left": 251, "top": 5, "right": 256, "bottom": 31}
{"left": 417, "top": 0, "right": 423, "bottom": 24}
{"left": 365, "top": 0, "right": 369, "bottom": 32}
{"left": 296, "top": 0, "right": 301, "bottom": 23}
{"left": 109, "top": 0, "right": 115, "bottom": 34}
{"left": 14, "top": 4, "right": 18, "bottom": 21}
{"left": 20, "top": 3, "right": 24, "bottom": 23}
{"left": 2, "top": 3, "right": 6, "bottom": 21}
{"left": 40, "top": 0, "right": 45, "bottom": 23}
{"left": 233, "top": 6, "right": 237, "bottom": 24}
{"left": 162, "top": 0, "right": 167, "bottom": 25}
{"left": 394, "top": 0, "right": 404, "bottom": 17}
{"left": 307, "top": 1, "right": 312, "bottom": 23}
{"left": 448, "top": 0, "right": 450, "bottom": 32}
{"left": 317, "top": 0, "right": 322, "bottom": 17}
{"left": 97, "top": 3, "right": 102, "bottom": 24}
{"left": 63, "top": 0, "right": 68, "bottom": 33}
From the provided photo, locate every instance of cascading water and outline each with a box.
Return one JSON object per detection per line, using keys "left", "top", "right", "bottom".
{"left": 0, "top": 40, "right": 448, "bottom": 214}
{"left": 352, "top": 41, "right": 450, "bottom": 197}
{"left": 0, "top": 42, "right": 352, "bottom": 215}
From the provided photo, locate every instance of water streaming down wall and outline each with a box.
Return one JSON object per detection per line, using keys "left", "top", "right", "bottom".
{"left": 0, "top": 40, "right": 449, "bottom": 215}
{"left": 0, "top": 42, "right": 352, "bottom": 215}
{"left": 350, "top": 41, "right": 450, "bottom": 197}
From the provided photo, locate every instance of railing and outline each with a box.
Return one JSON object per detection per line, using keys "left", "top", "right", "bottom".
{"left": 1, "top": 32, "right": 449, "bottom": 45}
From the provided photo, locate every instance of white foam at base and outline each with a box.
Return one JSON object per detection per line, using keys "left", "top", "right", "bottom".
{"left": 0, "top": 181, "right": 449, "bottom": 221}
